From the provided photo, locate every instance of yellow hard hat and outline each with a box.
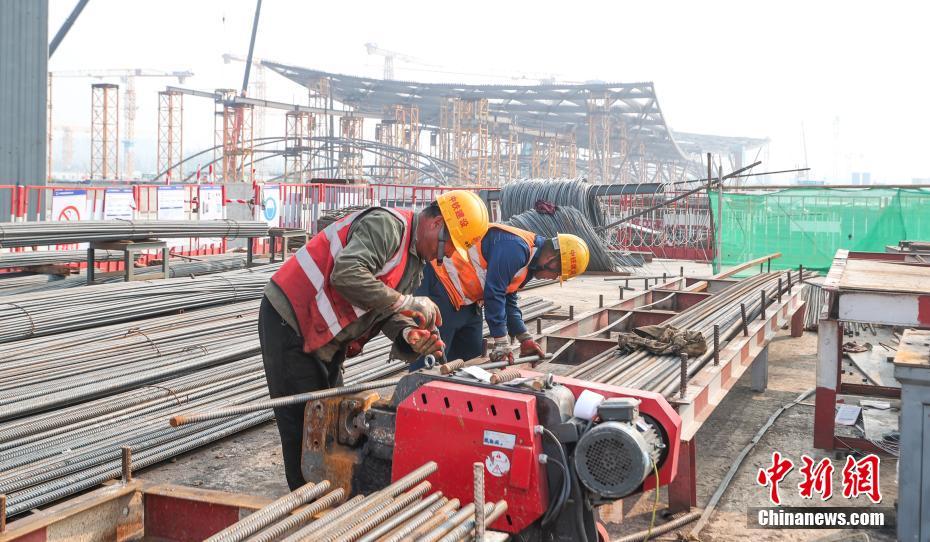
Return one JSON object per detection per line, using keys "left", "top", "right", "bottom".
{"left": 436, "top": 190, "right": 490, "bottom": 259}
{"left": 553, "top": 233, "right": 589, "bottom": 282}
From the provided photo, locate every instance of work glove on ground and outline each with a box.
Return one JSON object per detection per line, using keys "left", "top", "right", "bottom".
{"left": 516, "top": 332, "right": 545, "bottom": 360}
{"left": 488, "top": 336, "right": 513, "bottom": 363}
{"left": 403, "top": 327, "right": 444, "bottom": 357}
{"left": 392, "top": 295, "right": 443, "bottom": 330}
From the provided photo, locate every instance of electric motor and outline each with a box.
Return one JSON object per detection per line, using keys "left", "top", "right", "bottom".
{"left": 573, "top": 418, "right": 662, "bottom": 499}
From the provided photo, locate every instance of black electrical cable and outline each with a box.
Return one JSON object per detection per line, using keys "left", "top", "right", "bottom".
{"left": 571, "top": 470, "right": 591, "bottom": 542}
{"left": 541, "top": 427, "right": 572, "bottom": 526}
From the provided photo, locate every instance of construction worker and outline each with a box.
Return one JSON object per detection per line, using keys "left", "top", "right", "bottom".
{"left": 412, "top": 227, "right": 589, "bottom": 368}
{"left": 259, "top": 190, "right": 489, "bottom": 490}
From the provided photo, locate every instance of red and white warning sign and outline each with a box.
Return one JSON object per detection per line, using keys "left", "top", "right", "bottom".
{"left": 485, "top": 450, "right": 511, "bottom": 478}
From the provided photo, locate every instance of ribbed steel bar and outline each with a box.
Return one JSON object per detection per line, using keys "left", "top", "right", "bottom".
{"left": 245, "top": 489, "right": 346, "bottom": 542}
{"left": 0, "top": 219, "right": 268, "bottom": 248}
{"left": 0, "top": 249, "right": 123, "bottom": 269}
{"left": 205, "top": 481, "right": 331, "bottom": 542}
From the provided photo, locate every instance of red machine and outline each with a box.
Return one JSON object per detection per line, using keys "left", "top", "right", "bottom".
{"left": 389, "top": 370, "right": 681, "bottom": 540}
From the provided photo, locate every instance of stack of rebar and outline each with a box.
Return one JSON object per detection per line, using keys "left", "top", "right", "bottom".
{"left": 0, "top": 254, "right": 253, "bottom": 296}
{"left": 0, "top": 219, "right": 269, "bottom": 248}
{"left": 0, "top": 263, "right": 279, "bottom": 343}
{"left": 0, "top": 249, "right": 124, "bottom": 269}
{"left": 0, "top": 273, "right": 66, "bottom": 294}
{"left": 0, "top": 294, "right": 555, "bottom": 517}
{"left": 801, "top": 277, "right": 824, "bottom": 330}
{"left": 549, "top": 270, "right": 814, "bottom": 398}
{"left": 205, "top": 462, "right": 507, "bottom": 542}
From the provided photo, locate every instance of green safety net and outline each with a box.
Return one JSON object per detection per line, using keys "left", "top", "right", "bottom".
{"left": 709, "top": 187, "right": 930, "bottom": 273}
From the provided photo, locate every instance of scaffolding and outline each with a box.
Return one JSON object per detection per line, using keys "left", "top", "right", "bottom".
{"left": 91, "top": 83, "right": 119, "bottom": 180}
{"left": 309, "top": 78, "right": 333, "bottom": 178}
{"left": 213, "top": 89, "right": 253, "bottom": 183}
{"left": 393, "top": 105, "right": 419, "bottom": 184}
{"left": 586, "top": 92, "right": 612, "bottom": 183}
{"left": 450, "top": 98, "right": 490, "bottom": 185}
{"left": 338, "top": 114, "right": 364, "bottom": 179}
{"left": 157, "top": 90, "right": 183, "bottom": 182}
{"left": 283, "top": 111, "right": 313, "bottom": 183}
{"left": 122, "top": 77, "right": 136, "bottom": 178}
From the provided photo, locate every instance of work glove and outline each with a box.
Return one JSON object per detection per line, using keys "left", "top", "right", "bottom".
{"left": 392, "top": 295, "right": 443, "bottom": 330}
{"left": 516, "top": 332, "right": 545, "bottom": 360}
{"left": 403, "top": 327, "right": 444, "bottom": 357}
{"left": 488, "top": 336, "right": 513, "bottom": 363}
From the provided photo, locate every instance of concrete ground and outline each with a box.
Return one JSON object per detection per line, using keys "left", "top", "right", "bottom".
{"left": 138, "top": 261, "right": 899, "bottom": 541}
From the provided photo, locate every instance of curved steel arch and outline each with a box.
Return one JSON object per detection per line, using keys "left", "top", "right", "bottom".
{"left": 155, "top": 136, "right": 464, "bottom": 185}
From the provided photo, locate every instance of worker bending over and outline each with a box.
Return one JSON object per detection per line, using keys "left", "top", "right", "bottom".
{"left": 413, "top": 225, "right": 589, "bottom": 368}
{"left": 260, "top": 190, "right": 489, "bottom": 489}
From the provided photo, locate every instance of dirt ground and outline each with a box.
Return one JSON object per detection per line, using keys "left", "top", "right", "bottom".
{"left": 138, "top": 261, "right": 899, "bottom": 541}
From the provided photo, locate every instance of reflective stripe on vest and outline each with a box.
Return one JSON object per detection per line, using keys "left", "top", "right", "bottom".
{"left": 270, "top": 207, "right": 414, "bottom": 354}
{"left": 432, "top": 224, "right": 537, "bottom": 310}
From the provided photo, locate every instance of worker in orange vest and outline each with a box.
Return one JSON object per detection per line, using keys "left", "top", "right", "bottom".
{"left": 413, "top": 226, "right": 590, "bottom": 368}
{"left": 260, "top": 190, "right": 489, "bottom": 489}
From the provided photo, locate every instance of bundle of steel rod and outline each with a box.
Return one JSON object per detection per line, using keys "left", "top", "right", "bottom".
{"left": 0, "top": 219, "right": 269, "bottom": 248}
{"left": 0, "top": 254, "right": 253, "bottom": 296}
{"left": 0, "top": 272, "right": 65, "bottom": 293}
{"left": 0, "top": 296, "right": 554, "bottom": 516}
{"left": 801, "top": 276, "right": 825, "bottom": 330}
{"left": 555, "top": 270, "right": 815, "bottom": 398}
{"left": 0, "top": 249, "right": 124, "bottom": 269}
{"left": 206, "top": 461, "right": 507, "bottom": 542}
{"left": 0, "top": 263, "right": 279, "bottom": 343}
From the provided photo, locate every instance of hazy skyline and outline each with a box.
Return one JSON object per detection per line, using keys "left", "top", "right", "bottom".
{"left": 47, "top": 0, "right": 930, "bottom": 182}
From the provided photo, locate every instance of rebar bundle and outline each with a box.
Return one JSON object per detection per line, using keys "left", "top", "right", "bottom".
{"left": 208, "top": 461, "right": 506, "bottom": 542}
{"left": 0, "top": 264, "right": 279, "bottom": 343}
{"left": 545, "top": 270, "right": 815, "bottom": 398}
{"left": 0, "top": 293, "right": 555, "bottom": 517}
{"left": 0, "top": 249, "right": 124, "bottom": 269}
{"left": 0, "top": 254, "right": 252, "bottom": 296}
{"left": 0, "top": 219, "right": 269, "bottom": 248}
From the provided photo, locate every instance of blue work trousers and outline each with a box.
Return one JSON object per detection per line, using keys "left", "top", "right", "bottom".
{"left": 409, "top": 265, "right": 484, "bottom": 371}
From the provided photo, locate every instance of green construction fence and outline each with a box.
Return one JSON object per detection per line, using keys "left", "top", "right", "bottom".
{"left": 709, "top": 187, "right": 930, "bottom": 273}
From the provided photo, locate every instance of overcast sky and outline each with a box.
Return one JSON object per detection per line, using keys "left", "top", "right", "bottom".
{"left": 47, "top": 0, "right": 930, "bottom": 182}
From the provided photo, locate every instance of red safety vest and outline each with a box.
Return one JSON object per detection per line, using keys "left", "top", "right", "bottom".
{"left": 270, "top": 207, "right": 414, "bottom": 355}
{"left": 432, "top": 224, "right": 538, "bottom": 310}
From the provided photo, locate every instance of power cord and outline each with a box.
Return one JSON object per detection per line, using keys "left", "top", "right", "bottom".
{"left": 643, "top": 460, "right": 660, "bottom": 542}
{"left": 540, "top": 427, "right": 571, "bottom": 525}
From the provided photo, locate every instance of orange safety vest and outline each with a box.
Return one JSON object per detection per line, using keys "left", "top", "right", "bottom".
{"left": 270, "top": 207, "right": 414, "bottom": 355}
{"left": 432, "top": 224, "right": 538, "bottom": 310}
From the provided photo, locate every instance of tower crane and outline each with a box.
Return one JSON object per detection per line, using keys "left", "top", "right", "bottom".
{"left": 50, "top": 69, "right": 193, "bottom": 178}
{"left": 364, "top": 42, "right": 438, "bottom": 80}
